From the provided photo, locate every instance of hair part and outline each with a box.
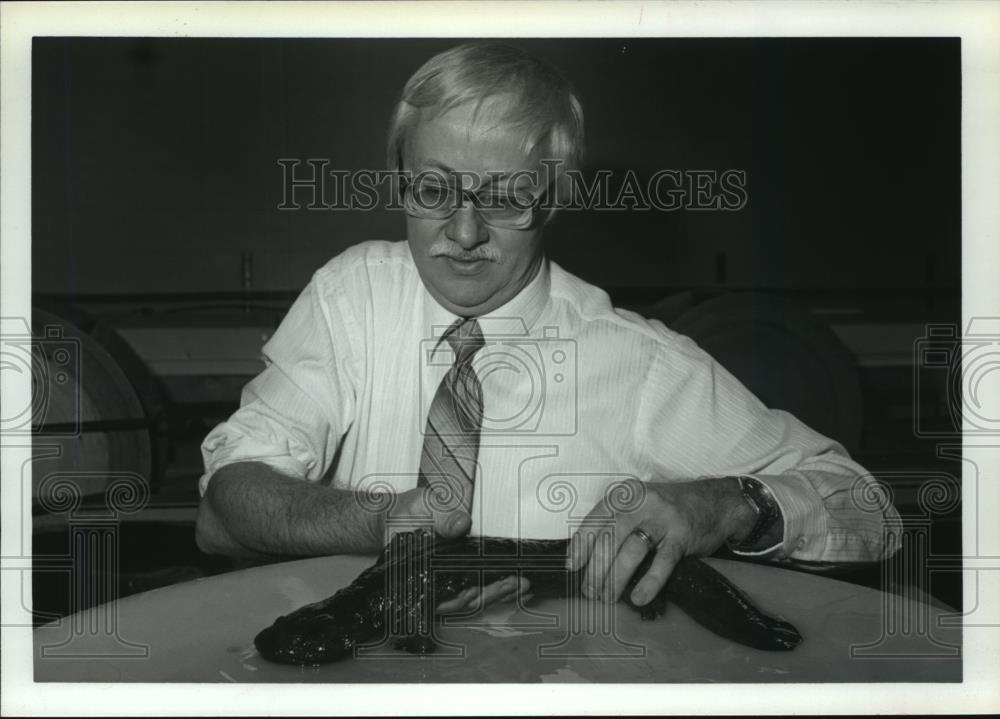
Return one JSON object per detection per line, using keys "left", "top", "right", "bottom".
{"left": 387, "top": 42, "right": 585, "bottom": 192}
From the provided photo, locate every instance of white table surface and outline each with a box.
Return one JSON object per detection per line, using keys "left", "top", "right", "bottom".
{"left": 34, "top": 554, "right": 962, "bottom": 683}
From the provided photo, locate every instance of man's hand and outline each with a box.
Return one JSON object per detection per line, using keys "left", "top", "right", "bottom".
{"left": 384, "top": 487, "right": 532, "bottom": 614}
{"left": 566, "top": 478, "right": 757, "bottom": 606}
{"left": 436, "top": 575, "right": 530, "bottom": 614}
{"left": 384, "top": 486, "right": 473, "bottom": 540}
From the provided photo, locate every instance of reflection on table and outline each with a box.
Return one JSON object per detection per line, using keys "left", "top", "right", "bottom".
{"left": 34, "top": 554, "right": 962, "bottom": 683}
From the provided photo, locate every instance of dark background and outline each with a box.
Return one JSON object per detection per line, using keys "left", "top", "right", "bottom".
{"left": 30, "top": 38, "right": 963, "bottom": 617}
{"left": 34, "top": 37, "right": 960, "bottom": 293}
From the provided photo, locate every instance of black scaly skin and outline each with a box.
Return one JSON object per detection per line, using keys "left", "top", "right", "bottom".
{"left": 254, "top": 532, "right": 802, "bottom": 665}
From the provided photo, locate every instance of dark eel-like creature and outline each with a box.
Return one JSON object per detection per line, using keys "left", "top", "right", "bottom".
{"left": 254, "top": 531, "right": 802, "bottom": 665}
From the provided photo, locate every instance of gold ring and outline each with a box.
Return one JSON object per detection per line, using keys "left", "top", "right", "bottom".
{"left": 631, "top": 527, "right": 656, "bottom": 549}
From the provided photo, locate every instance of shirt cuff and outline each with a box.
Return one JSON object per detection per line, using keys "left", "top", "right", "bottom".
{"left": 198, "top": 424, "right": 313, "bottom": 496}
{"left": 729, "top": 472, "right": 828, "bottom": 560}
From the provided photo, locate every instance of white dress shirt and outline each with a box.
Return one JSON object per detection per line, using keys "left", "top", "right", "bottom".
{"left": 200, "top": 240, "right": 899, "bottom": 562}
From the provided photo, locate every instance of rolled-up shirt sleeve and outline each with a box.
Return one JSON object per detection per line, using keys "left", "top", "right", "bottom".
{"left": 199, "top": 266, "right": 360, "bottom": 495}
{"left": 635, "top": 332, "right": 901, "bottom": 564}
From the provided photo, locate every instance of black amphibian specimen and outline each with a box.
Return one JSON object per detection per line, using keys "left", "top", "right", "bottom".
{"left": 254, "top": 532, "right": 802, "bottom": 665}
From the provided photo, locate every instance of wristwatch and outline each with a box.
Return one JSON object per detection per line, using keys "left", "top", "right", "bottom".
{"left": 728, "top": 475, "right": 782, "bottom": 551}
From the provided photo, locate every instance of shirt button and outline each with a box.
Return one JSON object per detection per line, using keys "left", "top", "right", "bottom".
{"left": 796, "top": 538, "right": 806, "bottom": 550}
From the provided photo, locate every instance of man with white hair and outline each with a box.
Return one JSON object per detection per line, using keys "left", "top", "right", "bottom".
{"left": 196, "top": 42, "right": 898, "bottom": 610}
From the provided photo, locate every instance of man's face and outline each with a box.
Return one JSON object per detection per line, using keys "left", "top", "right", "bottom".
{"left": 403, "top": 99, "right": 547, "bottom": 318}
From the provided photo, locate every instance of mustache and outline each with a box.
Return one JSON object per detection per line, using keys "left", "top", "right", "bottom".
{"left": 428, "top": 240, "right": 503, "bottom": 264}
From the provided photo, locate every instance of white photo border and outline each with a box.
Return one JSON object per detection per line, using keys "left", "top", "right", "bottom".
{"left": 2, "top": 1, "right": 998, "bottom": 715}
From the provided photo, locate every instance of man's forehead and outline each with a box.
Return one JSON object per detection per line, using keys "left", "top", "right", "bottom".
{"left": 406, "top": 158, "right": 540, "bottom": 186}
{"left": 405, "top": 102, "right": 543, "bottom": 184}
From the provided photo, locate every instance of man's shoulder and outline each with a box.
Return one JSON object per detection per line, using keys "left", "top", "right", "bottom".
{"left": 547, "top": 261, "right": 682, "bottom": 350}
{"left": 299, "top": 241, "right": 419, "bottom": 318}
{"left": 312, "top": 240, "right": 414, "bottom": 283}
{"left": 306, "top": 241, "right": 420, "bottom": 307}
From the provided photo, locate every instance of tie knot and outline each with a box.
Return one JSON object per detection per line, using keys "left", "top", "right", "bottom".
{"left": 445, "top": 318, "right": 485, "bottom": 365}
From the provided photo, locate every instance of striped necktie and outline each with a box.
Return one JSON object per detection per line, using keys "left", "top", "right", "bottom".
{"left": 417, "top": 318, "right": 486, "bottom": 518}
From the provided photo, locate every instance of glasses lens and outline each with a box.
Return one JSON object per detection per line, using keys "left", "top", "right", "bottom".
{"left": 405, "top": 179, "right": 455, "bottom": 218}
{"left": 403, "top": 177, "right": 539, "bottom": 228}
{"left": 476, "top": 190, "right": 535, "bottom": 228}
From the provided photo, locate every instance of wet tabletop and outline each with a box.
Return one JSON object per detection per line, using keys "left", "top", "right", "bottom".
{"left": 34, "top": 555, "right": 962, "bottom": 682}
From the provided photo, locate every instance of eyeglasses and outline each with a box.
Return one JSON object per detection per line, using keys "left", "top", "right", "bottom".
{"left": 399, "top": 173, "right": 552, "bottom": 230}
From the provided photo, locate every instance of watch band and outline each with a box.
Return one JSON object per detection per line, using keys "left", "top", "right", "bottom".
{"left": 730, "top": 475, "right": 781, "bottom": 550}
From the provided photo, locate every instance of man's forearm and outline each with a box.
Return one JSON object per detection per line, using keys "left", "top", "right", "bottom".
{"left": 195, "top": 461, "right": 386, "bottom": 559}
